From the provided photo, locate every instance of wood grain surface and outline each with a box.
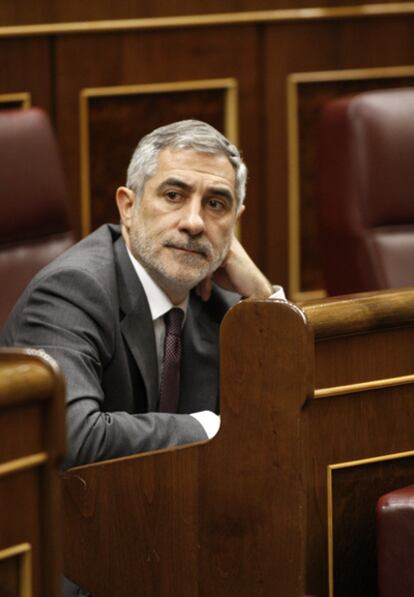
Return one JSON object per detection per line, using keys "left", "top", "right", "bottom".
{"left": 62, "top": 289, "right": 414, "bottom": 596}
{"left": 0, "top": 349, "right": 66, "bottom": 597}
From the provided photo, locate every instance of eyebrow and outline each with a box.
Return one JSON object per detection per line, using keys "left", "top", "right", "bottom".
{"left": 158, "top": 177, "right": 235, "bottom": 204}
{"left": 157, "top": 178, "right": 193, "bottom": 194}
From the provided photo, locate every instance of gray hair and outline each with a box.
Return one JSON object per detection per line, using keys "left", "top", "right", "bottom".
{"left": 126, "top": 119, "right": 247, "bottom": 208}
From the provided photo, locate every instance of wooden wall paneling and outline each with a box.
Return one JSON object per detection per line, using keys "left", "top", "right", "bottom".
{"left": 263, "top": 20, "right": 338, "bottom": 293}
{"left": 303, "top": 384, "right": 414, "bottom": 597}
{"left": 54, "top": 26, "right": 264, "bottom": 265}
{"left": 300, "top": 286, "right": 414, "bottom": 387}
{"left": 0, "top": 543, "right": 32, "bottom": 596}
{"left": 305, "top": 383, "right": 414, "bottom": 595}
{"left": 1, "top": 1, "right": 414, "bottom": 27}
{"left": 0, "top": 348, "right": 66, "bottom": 597}
{"left": 314, "top": 327, "right": 414, "bottom": 389}
{"left": 299, "top": 288, "right": 414, "bottom": 595}
{"left": 328, "top": 452, "right": 414, "bottom": 596}
{"left": 0, "top": 8, "right": 412, "bottom": 290}
{"left": 264, "top": 14, "right": 414, "bottom": 298}
{"left": 80, "top": 79, "right": 238, "bottom": 234}
{"left": 0, "top": 38, "right": 52, "bottom": 115}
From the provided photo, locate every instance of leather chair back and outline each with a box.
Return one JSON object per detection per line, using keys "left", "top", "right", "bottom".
{"left": 0, "top": 108, "right": 75, "bottom": 326}
{"left": 318, "top": 88, "right": 414, "bottom": 295}
{"left": 377, "top": 485, "right": 414, "bottom": 597}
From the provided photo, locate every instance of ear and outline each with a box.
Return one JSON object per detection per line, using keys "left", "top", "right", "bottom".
{"left": 236, "top": 204, "right": 245, "bottom": 221}
{"left": 234, "top": 204, "right": 245, "bottom": 238}
{"left": 116, "top": 186, "right": 137, "bottom": 229}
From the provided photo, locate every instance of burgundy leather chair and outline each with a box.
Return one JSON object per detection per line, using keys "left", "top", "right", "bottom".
{"left": 377, "top": 485, "right": 414, "bottom": 597}
{"left": 0, "top": 108, "right": 75, "bottom": 326}
{"left": 318, "top": 88, "right": 414, "bottom": 295}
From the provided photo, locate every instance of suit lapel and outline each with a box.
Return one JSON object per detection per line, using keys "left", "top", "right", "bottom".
{"left": 114, "top": 237, "right": 159, "bottom": 412}
{"left": 179, "top": 294, "right": 220, "bottom": 414}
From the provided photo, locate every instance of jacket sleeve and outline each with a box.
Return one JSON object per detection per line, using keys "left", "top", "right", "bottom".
{"left": 0, "top": 267, "right": 208, "bottom": 469}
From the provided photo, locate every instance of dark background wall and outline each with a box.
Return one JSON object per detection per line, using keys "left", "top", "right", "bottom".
{"left": 1, "top": 2, "right": 413, "bottom": 299}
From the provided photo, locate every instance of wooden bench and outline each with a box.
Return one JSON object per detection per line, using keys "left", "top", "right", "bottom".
{"left": 62, "top": 288, "right": 414, "bottom": 596}
{"left": 0, "top": 348, "right": 65, "bottom": 597}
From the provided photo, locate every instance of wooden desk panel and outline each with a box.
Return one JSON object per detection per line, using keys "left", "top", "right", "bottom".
{"left": 0, "top": 349, "right": 66, "bottom": 597}
{"left": 62, "top": 290, "right": 414, "bottom": 596}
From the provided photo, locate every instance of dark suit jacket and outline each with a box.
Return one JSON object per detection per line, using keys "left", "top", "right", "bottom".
{"left": 0, "top": 224, "right": 238, "bottom": 469}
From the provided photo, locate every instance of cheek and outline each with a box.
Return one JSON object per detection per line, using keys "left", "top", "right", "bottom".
{"left": 207, "top": 234, "right": 231, "bottom": 261}
{"left": 210, "top": 221, "right": 234, "bottom": 246}
{"left": 135, "top": 213, "right": 178, "bottom": 244}
{"left": 153, "top": 213, "right": 182, "bottom": 236}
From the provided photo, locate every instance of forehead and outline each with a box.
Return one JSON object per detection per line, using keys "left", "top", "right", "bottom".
{"left": 151, "top": 147, "right": 236, "bottom": 191}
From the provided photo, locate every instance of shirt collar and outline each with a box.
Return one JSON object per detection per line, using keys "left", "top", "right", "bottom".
{"left": 126, "top": 245, "right": 188, "bottom": 321}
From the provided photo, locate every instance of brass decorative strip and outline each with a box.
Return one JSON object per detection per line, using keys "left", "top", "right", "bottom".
{"left": 0, "top": 452, "right": 48, "bottom": 477}
{"left": 79, "top": 89, "right": 91, "bottom": 237}
{"left": 80, "top": 78, "right": 238, "bottom": 98}
{"left": 0, "top": 542, "right": 31, "bottom": 561}
{"left": 330, "top": 448, "right": 414, "bottom": 470}
{"left": 290, "top": 64, "right": 414, "bottom": 83}
{"left": 315, "top": 373, "right": 414, "bottom": 398}
{"left": 1, "top": 3, "right": 414, "bottom": 38}
{"left": 327, "top": 466, "right": 334, "bottom": 597}
{"left": 20, "top": 544, "right": 32, "bottom": 597}
{"left": 327, "top": 449, "right": 414, "bottom": 597}
{"left": 0, "top": 543, "right": 32, "bottom": 597}
{"left": 80, "top": 78, "right": 238, "bottom": 236}
{"left": 0, "top": 92, "right": 31, "bottom": 108}
{"left": 287, "top": 72, "right": 300, "bottom": 300}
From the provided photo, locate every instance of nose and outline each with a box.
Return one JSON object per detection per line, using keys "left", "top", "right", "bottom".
{"left": 178, "top": 198, "right": 205, "bottom": 237}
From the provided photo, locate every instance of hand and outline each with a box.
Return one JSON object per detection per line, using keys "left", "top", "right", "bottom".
{"left": 196, "top": 236, "right": 273, "bottom": 301}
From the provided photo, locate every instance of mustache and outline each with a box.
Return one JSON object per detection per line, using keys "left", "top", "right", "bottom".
{"left": 164, "top": 238, "right": 213, "bottom": 258}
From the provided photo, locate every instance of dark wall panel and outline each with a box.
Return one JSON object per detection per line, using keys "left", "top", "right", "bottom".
{"left": 54, "top": 27, "right": 264, "bottom": 263}
{"left": 0, "top": 38, "right": 52, "bottom": 113}
{"left": 86, "top": 87, "right": 230, "bottom": 231}
{"left": 0, "top": 8, "right": 413, "bottom": 295}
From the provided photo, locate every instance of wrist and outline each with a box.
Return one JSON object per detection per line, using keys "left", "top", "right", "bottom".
{"left": 243, "top": 276, "right": 274, "bottom": 300}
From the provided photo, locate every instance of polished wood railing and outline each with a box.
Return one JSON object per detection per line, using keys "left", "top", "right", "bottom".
{"left": 0, "top": 348, "right": 66, "bottom": 597}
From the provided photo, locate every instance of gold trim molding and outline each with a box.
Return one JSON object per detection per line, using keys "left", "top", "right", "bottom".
{"left": 0, "top": 93, "right": 31, "bottom": 109}
{"left": 0, "top": 452, "right": 48, "bottom": 477}
{"left": 314, "top": 372, "right": 414, "bottom": 398}
{"left": 327, "top": 449, "right": 414, "bottom": 597}
{"left": 80, "top": 78, "right": 239, "bottom": 236}
{"left": 0, "top": 3, "right": 414, "bottom": 38}
{"left": 287, "top": 64, "right": 414, "bottom": 301}
{"left": 0, "top": 543, "right": 32, "bottom": 597}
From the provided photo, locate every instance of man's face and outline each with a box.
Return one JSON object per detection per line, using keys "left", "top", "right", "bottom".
{"left": 119, "top": 148, "right": 240, "bottom": 301}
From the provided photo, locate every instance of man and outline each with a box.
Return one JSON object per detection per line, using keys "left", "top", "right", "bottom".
{"left": 0, "top": 120, "right": 284, "bottom": 470}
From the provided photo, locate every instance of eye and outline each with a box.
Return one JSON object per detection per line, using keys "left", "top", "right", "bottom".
{"left": 207, "top": 198, "right": 227, "bottom": 211}
{"left": 165, "top": 190, "right": 182, "bottom": 202}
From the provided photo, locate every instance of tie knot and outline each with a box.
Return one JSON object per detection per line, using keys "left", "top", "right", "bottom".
{"left": 165, "top": 308, "right": 184, "bottom": 336}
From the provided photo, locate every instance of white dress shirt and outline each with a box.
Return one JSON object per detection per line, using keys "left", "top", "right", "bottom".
{"left": 126, "top": 248, "right": 220, "bottom": 437}
{"left": 126, "top": 247, "right": 285, "bottom": 439}
{"left": 126, "top": 247, "right": 188, "bottom": 381}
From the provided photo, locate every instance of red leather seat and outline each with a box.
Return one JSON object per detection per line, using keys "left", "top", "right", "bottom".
{"left": 318, "top": 88, "right": 414, "bottom": 295}
{"left": 0, "top": 108, "right": 75, "bottom": 326}
{"left": 377, "top": 485, "right": 414, "bottom": 597}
